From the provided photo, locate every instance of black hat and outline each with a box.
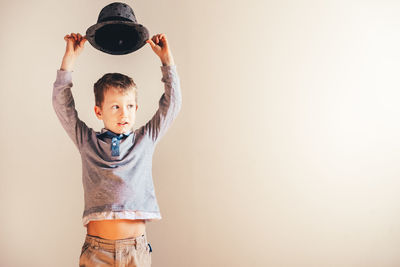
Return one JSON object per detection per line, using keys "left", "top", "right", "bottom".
{"left": 86, "top": 2, "right": 149, "bottom": 55}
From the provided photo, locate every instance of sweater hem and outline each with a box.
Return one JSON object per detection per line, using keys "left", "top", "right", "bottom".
{"left": 83, "top": 210, "right": 162, "bottom": 227}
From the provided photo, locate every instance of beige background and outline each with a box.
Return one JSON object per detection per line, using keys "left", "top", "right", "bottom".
{"left": 1, "top": 0, "right": 400, "bottom": 266}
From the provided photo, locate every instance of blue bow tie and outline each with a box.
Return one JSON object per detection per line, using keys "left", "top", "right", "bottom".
{"left": 98, "top": 131, "right": 130, "bottom": 139}
{"left": 97, "top": 130, "right": 132, "bottom": 157}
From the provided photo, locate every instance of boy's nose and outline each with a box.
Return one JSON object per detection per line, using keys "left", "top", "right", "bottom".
{"left": 120, "top": 107, "right": 129, "bottom": 116}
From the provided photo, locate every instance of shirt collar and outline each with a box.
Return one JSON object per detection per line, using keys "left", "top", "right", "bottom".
{"left": 96, "top": 128, "right": 133, "bottom": 139}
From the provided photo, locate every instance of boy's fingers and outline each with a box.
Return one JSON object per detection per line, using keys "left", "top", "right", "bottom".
{"left": 160, "top": 34, "right": 168, "bottom": 46}
{"left": 148, "top": 34, "right": 169, "bottom": 49}
{"left": 146, "top": 39, "right": 156, "bottom": 48}
{"left": 153, "top": 33, "right": 167, "bottom": 48}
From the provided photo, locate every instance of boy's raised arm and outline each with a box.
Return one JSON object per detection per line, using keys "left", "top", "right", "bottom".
{"left": 140, "top": 34, "right": 182, "bottom": 143}
{"left": 53, "top": 33, "right": 90, "bottom": 150}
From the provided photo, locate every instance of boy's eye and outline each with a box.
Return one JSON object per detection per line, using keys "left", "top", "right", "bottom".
{"left": 112, "top": 105, "right": 119, "bottom": 109}
{"left": 128, "top": 104, "right": 135, "bottom": 109}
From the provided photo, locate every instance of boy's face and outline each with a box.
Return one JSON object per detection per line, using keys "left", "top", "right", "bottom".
{"left": 94, "top": 86, "right": 138, "bottom": 134}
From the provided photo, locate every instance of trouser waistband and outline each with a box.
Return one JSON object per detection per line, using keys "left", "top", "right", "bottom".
{"left": 85, "top": 233, "right": 148, "bottom": 252}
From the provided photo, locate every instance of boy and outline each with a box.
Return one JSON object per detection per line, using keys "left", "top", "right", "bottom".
{"left": 52, "top": 32, "right": 181, "bottom": 266}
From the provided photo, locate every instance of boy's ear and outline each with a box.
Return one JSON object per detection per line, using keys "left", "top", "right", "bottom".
{"left": 94, "top": 105, "right": 103, "bottom": 120}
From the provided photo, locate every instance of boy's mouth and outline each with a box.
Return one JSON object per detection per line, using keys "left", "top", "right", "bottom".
{"left": 118, "top": 122, "right": 128, "bottom": 126}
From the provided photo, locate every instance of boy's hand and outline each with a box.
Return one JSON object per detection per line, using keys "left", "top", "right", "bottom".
{"left": 146, "top": 33, "right": 175, "bottom": 66}
{"left": 61, "top": 33, "right": 87, "bottom": 71}
{"left": 64, "top": 33, "right": 87, "bottom": 58}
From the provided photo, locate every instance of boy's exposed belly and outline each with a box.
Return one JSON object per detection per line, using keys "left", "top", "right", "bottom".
{"left": 87, "top": 219, "right": 146, "bottom": 240}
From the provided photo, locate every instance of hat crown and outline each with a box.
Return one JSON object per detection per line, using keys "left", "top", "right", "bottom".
{"left": 97, "top": 2, "right": 137, "bottom": 23}
{"left": 86, "top": 2, "right": 149, "bottom": 55}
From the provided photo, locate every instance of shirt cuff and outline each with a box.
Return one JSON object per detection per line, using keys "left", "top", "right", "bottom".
{"left": 160, "top": 65, "right": 177, "bottom": 80}
{"left": 55, "top": 69, "right": 73, "bottom": 84}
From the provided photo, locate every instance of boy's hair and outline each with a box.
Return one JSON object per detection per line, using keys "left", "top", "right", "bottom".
{"left": 94, "top": 73, "right": 137, "bottom": 107}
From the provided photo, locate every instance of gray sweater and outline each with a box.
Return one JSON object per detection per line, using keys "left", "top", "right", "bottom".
{"left": 52, "top": 65, "right": 182, "bottom": 227}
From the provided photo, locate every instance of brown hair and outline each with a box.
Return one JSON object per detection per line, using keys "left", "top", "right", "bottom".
{"left": 94, "top": 73, "right": 137, "bottom": 107}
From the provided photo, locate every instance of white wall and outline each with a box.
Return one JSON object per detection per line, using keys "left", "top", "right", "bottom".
{"left": 1, "top": 0, "right": 400, "bottom": 266}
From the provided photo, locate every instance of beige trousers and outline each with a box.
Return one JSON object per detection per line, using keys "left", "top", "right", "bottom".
{"left": 79, "top": 233, "right": 152, "bottom": 267}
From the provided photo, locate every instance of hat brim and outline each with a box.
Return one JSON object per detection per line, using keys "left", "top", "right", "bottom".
{"left": 86, "top": 21, "right": 149, "bottom": 55}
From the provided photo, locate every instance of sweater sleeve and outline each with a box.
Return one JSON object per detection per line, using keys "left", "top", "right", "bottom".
{"left": 52, "top": 69, "right": 91, "bottom": 151}
{"left": 140, "top": 65, "right": 182, "bottom": 144}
